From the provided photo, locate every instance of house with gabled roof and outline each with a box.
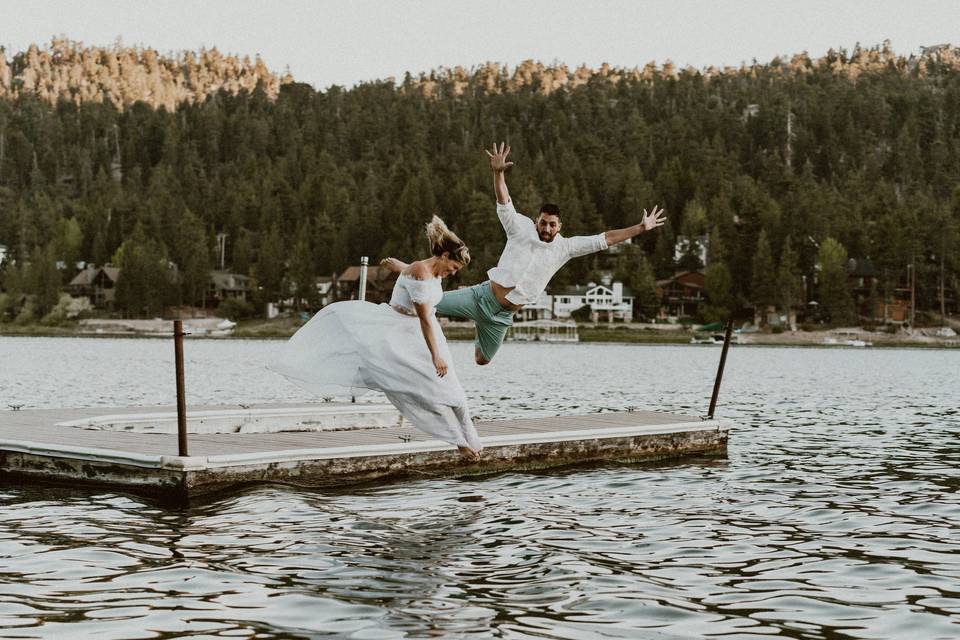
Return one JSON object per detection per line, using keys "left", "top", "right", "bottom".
{"left": 552, "top": 282, "right": 633, "bottom": 321}
{"left": 67, "top": 265, "right": 121, "bottom": 308}
{"left": 334, "top": 265, "right": 399, "bottom": 304}
{"left": 655, "top": 271, "right": 705, "bottom": 319}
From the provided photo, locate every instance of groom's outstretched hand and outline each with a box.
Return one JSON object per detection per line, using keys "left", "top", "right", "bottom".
{"left": 642, "top": 205, "right": 667, "bottom": 232}
{"left": 486, "top": 142, "right": 514, "bottom": 173}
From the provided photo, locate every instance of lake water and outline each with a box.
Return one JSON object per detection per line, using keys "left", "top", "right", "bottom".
{"left": 0, "top": 337, "right": 958, "bottom": 639}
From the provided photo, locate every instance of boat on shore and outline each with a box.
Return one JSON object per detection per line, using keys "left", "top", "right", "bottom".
{"left": 690, "top": 333, "right": 741, "bottom": 345}
{"left": 822, "top": 337, "right": 873, "bottom": 347}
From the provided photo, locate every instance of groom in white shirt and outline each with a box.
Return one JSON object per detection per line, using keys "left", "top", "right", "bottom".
{"left": 384, "top": 142, "right": 666, "bottom": 365}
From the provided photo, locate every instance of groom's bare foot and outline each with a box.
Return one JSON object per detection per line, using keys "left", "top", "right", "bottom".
{"left": 380, "top": 257, "right": 405, "bottom": 273}
{"left": 458, "top": 446, "right": 482, "bottom": 462}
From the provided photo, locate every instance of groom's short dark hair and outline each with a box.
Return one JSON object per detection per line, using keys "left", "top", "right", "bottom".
{"left": 539, "top": 203, "right": 561, "bottom": 218}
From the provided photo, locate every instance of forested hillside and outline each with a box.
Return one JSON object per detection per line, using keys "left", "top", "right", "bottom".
{"left": 1, "top": 39, "right": 958, "bottom": 322}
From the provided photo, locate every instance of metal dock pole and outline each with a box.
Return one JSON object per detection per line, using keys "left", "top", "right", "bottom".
{"left": 706, "top": 317, "right": 735, "bottom": 420}
{"left": 353, "top": 256, "right": 369, "bottom": 405}
{"left": 173, "top": 320, "right": 188, "bottom": 456}
{"left": 358, "top": 256, "right": 369, "bottom": 301}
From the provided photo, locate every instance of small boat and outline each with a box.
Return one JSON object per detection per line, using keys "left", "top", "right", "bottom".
{"left": 822, "top": 337, "right": 871, "bottom": 347}
{"left": 690, "top": 333, "right": 739, "bottom": 345}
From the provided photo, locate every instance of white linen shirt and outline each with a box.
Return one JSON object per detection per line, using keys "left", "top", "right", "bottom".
{"left": 487, "top": 199, "right": 608, "bottom": 306}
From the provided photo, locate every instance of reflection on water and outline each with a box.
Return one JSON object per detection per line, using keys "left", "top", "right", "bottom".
{"left": 1, "top": 337, "right": 959, "bottom": 638}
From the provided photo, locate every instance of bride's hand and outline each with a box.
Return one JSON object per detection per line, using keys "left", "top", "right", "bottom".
{"left": 433, "top": 356, "right": 448, "bottom": 377}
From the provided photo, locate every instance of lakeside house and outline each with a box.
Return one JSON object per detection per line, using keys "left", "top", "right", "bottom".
{"left": 655, "top": 271, "right": 705, "bottom": 320}
{"left": 67, "top": 265, "right": 120, "bottom": 308}
{"left": 315, "top": 276, "right": 335, "bottom": 307}
{"left": 208, "top": 271, "right": 251, "bottom": 304}
{"left": 552, "top": 282, "right": 633, "bottom": 322}
{"left": 515, "top": 291, "right": 554, "bottom": 321}
{"left": 334, "top": 265, "right": 398, "bottom": 303}
{"left": 844, "top": 257, "right": 916, "bottom": 323}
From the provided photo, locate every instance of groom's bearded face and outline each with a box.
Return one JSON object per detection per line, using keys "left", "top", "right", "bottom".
{"left": 536, "top": 214, "right": 561, "bottom": 242}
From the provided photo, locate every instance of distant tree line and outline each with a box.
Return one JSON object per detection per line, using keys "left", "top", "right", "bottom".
{"left": 1, "top": 40, "right": 959, "bottom": 323}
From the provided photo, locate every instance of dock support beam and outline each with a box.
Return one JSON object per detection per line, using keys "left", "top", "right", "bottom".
{"left": 173, "top": 320, "right": 188, "bottom": 456}
{"left": 707, "top": 317, "right": 734, "bottom": 420}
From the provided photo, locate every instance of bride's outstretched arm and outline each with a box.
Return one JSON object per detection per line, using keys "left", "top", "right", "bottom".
{"left": 414, "top": 302, "right": 448, "bottom": 377}
{"left": 380, "top": 257, "right": 408, "bottom": 274}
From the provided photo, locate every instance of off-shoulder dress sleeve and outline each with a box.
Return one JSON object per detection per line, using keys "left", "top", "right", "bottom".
{"left": 403, "top": 277, "right": 437, "bottom": 305}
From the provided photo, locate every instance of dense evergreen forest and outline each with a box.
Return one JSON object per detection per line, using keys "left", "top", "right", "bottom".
{"left": 1, "top": 40, "right": 959, "bottom": 323}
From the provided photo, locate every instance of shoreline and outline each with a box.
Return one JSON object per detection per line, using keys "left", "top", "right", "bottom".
{"left": 2, "top": 322, "right": 958, "bottom": 349}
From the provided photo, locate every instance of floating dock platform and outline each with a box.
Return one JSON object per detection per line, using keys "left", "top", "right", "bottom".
{"left": 0, "top": 403, "right": 729, "bottom": 500}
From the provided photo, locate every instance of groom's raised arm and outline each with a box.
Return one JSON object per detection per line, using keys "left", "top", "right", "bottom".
{"left": 487, "top": 141, "right": 513, "bottom": 205}
{"left": 487, "top": 142, "right": 528, "bottom": 236}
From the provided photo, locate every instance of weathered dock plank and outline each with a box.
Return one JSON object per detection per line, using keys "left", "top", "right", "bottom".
{"left": 0, "top": 403, "right": 729, "bottom": 499}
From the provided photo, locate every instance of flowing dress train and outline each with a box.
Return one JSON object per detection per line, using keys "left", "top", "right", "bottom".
{"left": 269, "top": 274, "right": 482, "bottom": 452}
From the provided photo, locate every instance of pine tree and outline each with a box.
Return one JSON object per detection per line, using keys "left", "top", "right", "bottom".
{"left": 777, "top": 235, "right": 802, "bottom": 314}
{"left": 28, "top": 243, "right": 61, "bottom": 318}
{"left": 751, "top": 229, "right": 777, "bottom": 316}
{"left": 704, "top": 262, "right": 734, "bottom": 322}
{"left": 255, "top": 225, "right": 287, "bottom": 308}
{"left": 231, "top": 230, "right": 255, "bottom": 276}
{"left": 114, "top": 227, "right": 170, "bottom": 317}
{"left": 631, "top": 253, "right": 659, "bottom": 320}
{"left": 289, "top": 222, "right": 318, "bottom": 310}
{"left": 678, "top": 200, "right": 707, "bottom": 270}
{"left": 706, "top": 224, "right": 725, "bottom": 265}
{"left": 652, "top": 219, "right": 676, "bottom": 278}
{"left": 817, "top": 237, "right": 856, "bottom": 324}
{"left": 173, "top": 209, "right": 211, "bottom": 308}
{"left": 55, "top": 217, "right": 84, "bottom": 268}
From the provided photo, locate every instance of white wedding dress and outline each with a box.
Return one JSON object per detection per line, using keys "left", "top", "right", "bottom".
{"left": 269, "top": 274, "right": 482, "bottom": 452}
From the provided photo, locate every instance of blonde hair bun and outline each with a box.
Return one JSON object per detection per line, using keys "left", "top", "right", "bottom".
{"left": 424, "top": 215, "right": 449, "bottom": 248}
{"left": 425, "top": 214, "right": 471, "bottom": 267}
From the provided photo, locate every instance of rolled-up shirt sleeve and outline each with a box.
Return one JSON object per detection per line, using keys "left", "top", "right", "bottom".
{"left": 565, "top": 233, "right": 609, "bottom": 259}
{"left": 496, "top": 198, "right": 528, "bottom": 237}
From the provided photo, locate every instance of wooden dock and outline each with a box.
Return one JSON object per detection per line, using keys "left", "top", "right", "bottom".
{"left": 0, "top": 403, "right": 729, "bottom": 499}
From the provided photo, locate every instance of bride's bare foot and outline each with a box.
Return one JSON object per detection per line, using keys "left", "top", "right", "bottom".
{"left": 458, "top": 446, "right": 481, "bottom": 462}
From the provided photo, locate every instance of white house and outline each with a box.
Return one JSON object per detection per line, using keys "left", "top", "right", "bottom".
{"left": 515, "top": 291, "right": 553, "bottom": 321}
{"left": 552, "top": 282, "right": 633, "bottom": 321}
{"left": 315, "top": 276, "right": 335, "bottom": 307}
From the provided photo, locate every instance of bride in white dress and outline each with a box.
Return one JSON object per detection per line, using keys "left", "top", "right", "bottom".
{"left": 269, "top": 216, "right": 482, "bottom": 460}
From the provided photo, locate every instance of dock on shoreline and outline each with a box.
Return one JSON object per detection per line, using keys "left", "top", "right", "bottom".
{"left": 0, "top": 403, "right": 729, "bottom": 500}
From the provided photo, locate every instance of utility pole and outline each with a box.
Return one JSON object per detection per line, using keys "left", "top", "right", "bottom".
{"left": 216, "top": 233, "right": 228, "bottom": 271}
{"left": 909, "top": 259, "right": 916, "bottom": 329}
{"left": 940, "top": 252, "right": 946, "bottom": 320}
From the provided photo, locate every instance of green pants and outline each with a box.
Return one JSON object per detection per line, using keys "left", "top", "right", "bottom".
{"left": 435, "top": 281, "right": 514, "bottom": 362}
